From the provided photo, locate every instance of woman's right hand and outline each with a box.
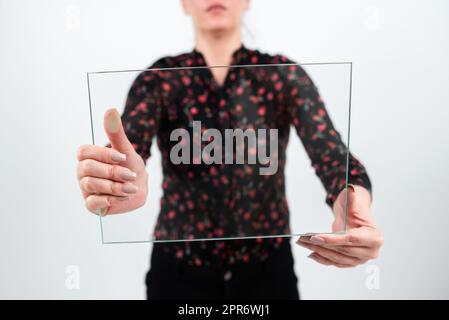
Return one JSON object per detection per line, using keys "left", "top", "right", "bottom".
{"left": 77, "top": 108, "right": 148, "bottom": 216}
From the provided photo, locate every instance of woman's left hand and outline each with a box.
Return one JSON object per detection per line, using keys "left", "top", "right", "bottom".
{"left": 297, "top": 184, "right": 383, "bottom": 268}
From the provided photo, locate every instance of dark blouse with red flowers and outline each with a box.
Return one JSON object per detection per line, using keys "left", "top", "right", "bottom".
{"left": 121, "top": 45, "right": 372, "bottom": 267}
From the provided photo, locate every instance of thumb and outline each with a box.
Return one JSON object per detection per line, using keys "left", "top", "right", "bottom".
{"left": 338, "top": 184, "right": 358, "bottom": 211}
{"left": 104, "top": 108, "right": 134, "bottom": 154}
{"left": 339, "top": 184, "right": 375, "bottom": 227}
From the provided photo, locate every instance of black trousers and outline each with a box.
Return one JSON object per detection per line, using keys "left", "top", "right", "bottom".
{"left": 145, "top": 240, "right": 300, "bottom": 300}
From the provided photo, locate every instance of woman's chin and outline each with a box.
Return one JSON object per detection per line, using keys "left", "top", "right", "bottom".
{"left": 201, "top": 18, "right": 235, "bottom": 32}
{"left": 203, "top": 25, "right": 235, "bottom": 36}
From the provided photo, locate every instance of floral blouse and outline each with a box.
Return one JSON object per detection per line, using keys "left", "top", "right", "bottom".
{"left": 121, "top": 45, "right": 372, "bottom": 267}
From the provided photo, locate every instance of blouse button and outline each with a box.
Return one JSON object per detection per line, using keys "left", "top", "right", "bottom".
{"left": 223, "top": 271, "right": 232, "bottom": 281}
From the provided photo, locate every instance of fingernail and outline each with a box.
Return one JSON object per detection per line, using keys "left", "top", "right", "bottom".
{"left": 347, "top": 184, "right": 356, "bottom": 192}
{"left": 121, "top": 169, "right": 137, "bottom": 181}
{"left": 307, "top": 253, "right": 316, "bottom": 259}
{"left": 106, "top": 109, "right": 121, "bottom": 133}
{"left": 116, "top": 196, "right": 129, "bottom": 201}
{"left": 111, "top": 151, "right": 126, "bottom": 162}
{"left": 297, "top": 236, "right": 309, "bottom": 244}
{"left": 122, "top": 183, "right": 138, "bottom": 194}
{"left": 310, "top": 236, "right": 325, "bottom": 245}
{"left": 96, "top": 208, "right": 107, "bottom": 216}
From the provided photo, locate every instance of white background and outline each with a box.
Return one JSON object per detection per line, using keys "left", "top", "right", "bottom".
{"left": 0, "top": 0, "right": 448, "bottom": 299}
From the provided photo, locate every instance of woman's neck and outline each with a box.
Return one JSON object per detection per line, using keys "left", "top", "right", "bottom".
{"left": 194, "top": 27, "right": 242, "bottom": 67}
{"left": 194, "top": 27, "right": 242, "bottom": 86}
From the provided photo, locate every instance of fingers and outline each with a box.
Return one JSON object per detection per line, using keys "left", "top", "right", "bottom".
{"left": 104, "top": 108, "right": 134, "bottom": 154}
{"left": 85, "top": 194, "right": 130, "bottom": 215}
{"left": 302, "top": 233, "right": 354, "bottom": 246}
{"left": 77, "top": 159, "right": 137, "bottom": 183}
{"left": 308, "top": 253, "right": 352, "bottom": 268}
{"left": 77, "top": 144, "right": 126, "bottom": 165}
{"left": 297, "top": 226, "right": 383, "bottom": 265}
{"left": 79, "top": 176, "right": 138, "bottom": 198}
{"left": 324, "top": 245, "right": 378, "bottom": 260}
{"left": 85, "top": 194, "right": 110, "bottom": 214}
{"left": 299, "top": 227, "right": 382, "bottom": 248}
{"left": 77, "top": 109, "right": 145, "bottom": 216}
{"left": 298, "top": 241, "right": 363, "bottom": 266}
{"left": 298, "top": 237, "right": 377, "bottom": 259}
{"left": 320, "top": 228, "right": 383, "bottom": 248}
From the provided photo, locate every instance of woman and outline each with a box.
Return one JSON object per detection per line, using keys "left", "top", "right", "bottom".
{"left": 76, "top": 0, "right": 383, "bottom": 299}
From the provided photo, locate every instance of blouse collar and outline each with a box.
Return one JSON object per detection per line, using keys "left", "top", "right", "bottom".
{"left": 192, "top": 44, "right": 248, "bottom": 66}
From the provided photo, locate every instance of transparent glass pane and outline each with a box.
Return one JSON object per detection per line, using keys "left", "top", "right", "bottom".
{"left": 86, "top": 62, "right": 352, "bottom": 243}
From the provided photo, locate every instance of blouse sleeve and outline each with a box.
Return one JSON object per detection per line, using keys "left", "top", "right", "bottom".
{"left": 120, "top": 60, "right": 167, "bottom": 164}
{"left": 284, "top": 63, "right": 373, "bottom": 208}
